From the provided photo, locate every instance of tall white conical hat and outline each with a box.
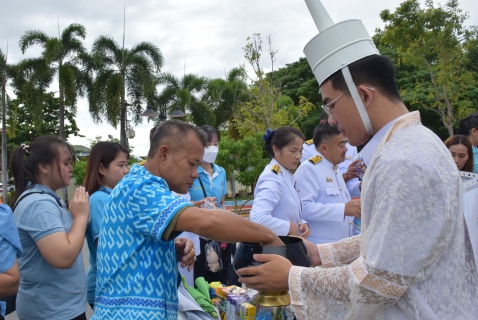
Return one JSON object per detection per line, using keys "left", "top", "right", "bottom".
{"left": 303, "top": 0, "right": 379, "bottom": 136}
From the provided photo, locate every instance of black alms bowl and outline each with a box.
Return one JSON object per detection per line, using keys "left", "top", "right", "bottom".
{"left": 233, "top": 236, "right": 312, "bottom": 273}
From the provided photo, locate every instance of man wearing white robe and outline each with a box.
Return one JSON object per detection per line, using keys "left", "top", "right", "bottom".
{"left": 237, "top": 54, "right": 478, "bottom": 319}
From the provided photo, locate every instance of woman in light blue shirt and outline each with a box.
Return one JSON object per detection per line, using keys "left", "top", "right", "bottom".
{"left": 189, "top": 125, "right": 232, "bottom": 284}
{"left": 83, "top": 142, "right": 129, "bottom": 309}
{"left": 11, "top": 136, "right": 90, "bottom": 320}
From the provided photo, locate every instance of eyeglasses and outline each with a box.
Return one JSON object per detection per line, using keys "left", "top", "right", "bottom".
{"left": 322, "top": 87, "right": 375, "bottom": 119}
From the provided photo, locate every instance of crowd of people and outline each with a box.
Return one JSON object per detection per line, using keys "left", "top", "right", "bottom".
{"left": 0, "top": 54, "right": 478, "bottom": 320}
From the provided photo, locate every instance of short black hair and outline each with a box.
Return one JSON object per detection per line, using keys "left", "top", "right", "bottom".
{"left": 264, "top": 126, "right": 305, "bottom": 158}
{"left": 148, "top": 120, "right": 208, "bottom": 158}
{"left": 324, "top": 54, "right": 402, "bottom": 103}
{"left": 457, "top": 112, "right": 478, "bottom": 136}
{"left": 199, "top": 125, "right": 220, "bottom": 143}
{"left": 313, "top": 123, "right": 342, "bottom": 148}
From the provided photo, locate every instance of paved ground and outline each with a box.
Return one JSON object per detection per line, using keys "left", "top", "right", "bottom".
{"left": 6, "top": 240, "right": 94, "bottom": 320}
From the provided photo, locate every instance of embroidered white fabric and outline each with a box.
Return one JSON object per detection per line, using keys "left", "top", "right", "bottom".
{"left": 288, "top": 112, "right": 478, "bottom": 319}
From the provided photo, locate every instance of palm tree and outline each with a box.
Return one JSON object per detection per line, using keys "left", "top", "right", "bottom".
{"left": 203, "top": 67, "right": 247, "bottom": 132}
{"left": 158, "top": 73, "right": 213, "bottom": 126}
{"left": 0, "top": 48, "right": 11, "bottom": 203}
{"left": 89, "top": 36, "right": 163, "bottom": 148}
{"left": 19, "top": 23, "right": 89, "bottom": 141}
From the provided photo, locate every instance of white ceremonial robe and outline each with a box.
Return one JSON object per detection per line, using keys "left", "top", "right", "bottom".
{"left": 288, "top": 111, "right": 478, "bottom": 319}
{"left": 294, "top": 154, "right": 354, "bottom": 244}
{"left": 302, "top": 141, "right": 360, "bottom": 196}
{"left": 462, "top": 172, "right": 478, "bottom": 265}
{"left": 250, "top": 159, "right": 306, "bottom": 236}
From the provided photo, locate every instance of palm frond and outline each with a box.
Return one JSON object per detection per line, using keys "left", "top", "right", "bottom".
{"left": 19, "top": 30, "right": 49, "bottom": 53}
{"left": 61, "top": 23, "right": 87, "bottom": 44}
{"left": 130, "top": 41, "right": 164, "bottom": 72}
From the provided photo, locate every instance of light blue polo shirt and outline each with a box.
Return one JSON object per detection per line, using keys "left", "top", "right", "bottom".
{"left": 473, "top": 146, "right": 478, "bottom": 173}
{"left": 85, "top": 186, "right": 112, "bottom": 304}
{"left": 92, "top": 165, "right": 193, "bottom": 320}
{"left": 14, "top": 184, "right": 86, "bottom": 320}
{"left": 189, "top": 164, "right": 227, "bottom": 209}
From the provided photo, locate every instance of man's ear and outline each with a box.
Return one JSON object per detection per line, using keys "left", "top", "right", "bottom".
{"left": 156, "top": 145, "right": 170, "bottom": 161}
{"left": 357, "top": 85, "right": 374, "bottom": 107}
{"left": 318, "top": 143, "right": 328, "bottom": 155}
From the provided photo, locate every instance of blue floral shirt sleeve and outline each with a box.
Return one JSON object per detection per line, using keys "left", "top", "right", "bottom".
{"left": 0, "top": 204, "right": 22, "bottom": 273}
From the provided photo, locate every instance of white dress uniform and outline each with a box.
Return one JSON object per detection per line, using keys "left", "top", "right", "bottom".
{"left": 301, "top": 139, "right": 361, "bottom": 196}
{"left": 294, "top": 152, "right": 354, "bottom": 244}
{"left": 250, "top": 159, "right": 307, "bottom": 236}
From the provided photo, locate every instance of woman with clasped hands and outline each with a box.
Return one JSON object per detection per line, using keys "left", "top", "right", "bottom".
{"left": 11, "top": 136, "right": 90, "bottom": 320}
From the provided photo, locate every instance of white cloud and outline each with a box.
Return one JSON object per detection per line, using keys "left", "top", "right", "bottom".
{"left": 1, "top": 0, "right": 477, "bottom": 156}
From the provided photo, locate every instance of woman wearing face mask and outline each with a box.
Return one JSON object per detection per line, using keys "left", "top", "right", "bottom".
{"left": 83, "top": 142, "right": 129, "bottom": 310}
{"left": 444, "top": 135, "right": 474, "bottom": 172}
{"left": 189, "top": 125, "right": 234, "bottom": 284}
{"left": 250, "top": 127, "right": 310, "bottom": 238}
{"left": 11, "top": 136, "right": 89, "bottom": 320}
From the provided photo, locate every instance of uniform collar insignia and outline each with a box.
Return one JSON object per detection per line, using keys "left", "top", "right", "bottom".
{"left": 308, "top": 155, "right": 322, "bottom": 164}
{"left": 305, "top": 139, "right": 314, "bottom": 145}
{"left": 271, "top": 164, "right": 280, "bottom": 175}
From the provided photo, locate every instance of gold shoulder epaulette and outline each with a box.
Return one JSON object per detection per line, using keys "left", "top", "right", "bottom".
{"left": 271, "top": 164, "right": 280, "bottom": 175}
{"left": 138, "top": 159, "right": 147, "bottom": 166}
{"left": 308, "top": 155, "right": 322, "bottom": 164}
{"left": 305, "top": 139, "right": 314, "bottom": 145}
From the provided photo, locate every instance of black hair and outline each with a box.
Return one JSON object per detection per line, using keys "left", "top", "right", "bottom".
{"left": 313, "top": 122, "right": 342, "bottom": 148}
{"left": 320, "top": 110, "right": 328, "bottom": 122}
{"left": 148, "top": 120, "right": 208, "bottom": 158}
{"left": 10, "top": 136, "right": 75, "bottom": 205}
{"left": 444, "top": 135, "right": 474, "bottom": 172}
{"left": 199, "top": 125, "right": 220, "bottom": 143}
{"left": 84, "top": 142, "right": 130, "bottom": 195}
{"left": 457, "top": 113, "right": 478, "bottom": 137}
{"left": 324, "top": 54, "right": 402, "bottom": 103}
{"left": 264, "top": 126, "right": 305, "bottom": 158}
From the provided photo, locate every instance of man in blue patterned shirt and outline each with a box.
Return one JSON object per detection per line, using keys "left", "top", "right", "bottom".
{"left": 92, "top": 120, "right": 282, "bottom": 319}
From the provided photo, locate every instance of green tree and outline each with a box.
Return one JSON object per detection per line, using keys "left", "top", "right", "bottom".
{"left": 373, "top": 29, "right": 451, "bottom": 139}
{"left": 379, "top": 0, "right": 478, "bottom": 135}
{"left": 89, "top": 36, "right": 163, "bottom": 148}
{"left": 157, "top": 73, "right": 213, "bottom": 126}
{"left": 203, "top": 68, "right": 247, "bottom": 135}
{"left": 72, "top": 161, "right": 87, "bottom": 187}
{"left": 19, "top": 23, "right": 89, "bottom": 141}
{"left": 216, "top": 133, "right": 269, "bottom": 194}
{"left": 270, "top": 57, "right": 322, "bottom": 138}
{"left": 7, "top": 93, "right": 82, "bottom": 145}
{"left": 234, "top": 34, "right": 313, "bottom": 136}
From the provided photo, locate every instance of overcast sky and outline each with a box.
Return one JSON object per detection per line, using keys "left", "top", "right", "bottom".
{"left": 1, "top": 0, "right": 477, "bottom": 156}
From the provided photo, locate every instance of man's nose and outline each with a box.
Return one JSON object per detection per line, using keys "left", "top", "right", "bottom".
{"left": 328, "top": 117, "right": 338, "bottom": 126}
{"left": 192, "top": 168, "right": 199, "bottom": 179}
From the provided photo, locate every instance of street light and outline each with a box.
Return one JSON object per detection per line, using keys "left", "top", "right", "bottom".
{"left": 141, "top": 106, "right": 157, "bottom": 118}
{"left": 170, "top": 105, "right": 185, "bottom": 118}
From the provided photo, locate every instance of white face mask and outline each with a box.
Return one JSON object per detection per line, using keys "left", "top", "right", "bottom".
{"left": 203, "top": 146, "right": 218, "bottom": 163}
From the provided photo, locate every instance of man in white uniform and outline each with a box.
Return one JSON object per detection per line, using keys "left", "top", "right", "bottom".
{"left": 302, "top": 112, "right": 361, "bottom": 196}
{"left": 237, "top": 1, "right": 478, "bottom": 319}
{"left": 295, "top": 123, "right": 361, "bottom": 244}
